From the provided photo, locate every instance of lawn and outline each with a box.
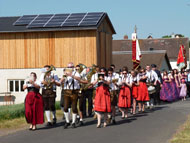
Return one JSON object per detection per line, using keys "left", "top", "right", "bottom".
{"left": 0, "top": 101, "right": 62, "bottom": 129}
{"left": 171, "top": 116, "right": 190, "bottom": 143}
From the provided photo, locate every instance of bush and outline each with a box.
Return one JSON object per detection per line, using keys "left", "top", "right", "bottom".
{"left": 0, "top": 101, "right": 61, "bottom": 121}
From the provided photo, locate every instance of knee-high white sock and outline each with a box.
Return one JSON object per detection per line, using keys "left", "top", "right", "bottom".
{"left": 52, "top": 111, "right": 56, "bottom": 119}
{"left": 45, "top": 111, "right": 51, "bottom": 122}
{"left": 72, "top": 113, "right": 77, "bottom": 124}
{"left": 64, "top": 112, "right": 70, "bottom": 123}
{"left": 147, "top": 102, "right": 150, "bottom": 107}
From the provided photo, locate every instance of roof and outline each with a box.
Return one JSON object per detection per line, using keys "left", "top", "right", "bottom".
{"left": 0, "top": 12, "right": 116, "bottom": 34}
{"left": 113, "top": 38, "right": 189, "bottom": 60}
{"left": 112, "top": 50, "right": 172, "bottom": 71}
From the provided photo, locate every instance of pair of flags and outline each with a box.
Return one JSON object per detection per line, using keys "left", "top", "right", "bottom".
{"left": 131, "top": 32, "right": 187, "bottom": 70}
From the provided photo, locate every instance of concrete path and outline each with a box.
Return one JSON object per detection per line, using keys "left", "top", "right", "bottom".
{"left": 0, "top": 99, "right": 190, "bottom": 143}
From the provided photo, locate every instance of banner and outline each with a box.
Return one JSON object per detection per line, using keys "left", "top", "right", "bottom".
{"left": 132, "top": 33, "right": 141, "bottom": 70}
{"left": 177, "top": 45, "right": 187, "bottom": 69}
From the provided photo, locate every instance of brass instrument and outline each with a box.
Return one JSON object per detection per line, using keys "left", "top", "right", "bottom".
{"left": 78, "top": 63, "right": 87, "bottom": 74}
{"left": 111, "top": 78, "right": 119, "bottom": 84}
{"left": 44, "top": 65, "right": 56, "bottom": 89}
{"left": 82, "top": 64, "right": 96, "bottom": 90}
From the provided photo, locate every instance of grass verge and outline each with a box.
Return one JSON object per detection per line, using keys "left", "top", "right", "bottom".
{"left": 171, "top": 116, "right": 190, "bottom": 143}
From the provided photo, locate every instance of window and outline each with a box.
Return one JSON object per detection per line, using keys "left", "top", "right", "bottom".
{"left": 8, "top": 80, "right": 25, "bottom": 92}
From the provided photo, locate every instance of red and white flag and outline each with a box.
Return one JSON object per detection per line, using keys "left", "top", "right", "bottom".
{"left": 177, "top": 44, "right": 187, "bottom": 69}
{"left": 132, "top": 33, "right": 141, "bottom": 70}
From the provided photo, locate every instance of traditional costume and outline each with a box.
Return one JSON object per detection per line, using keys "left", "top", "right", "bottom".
{"left": 24, "top": 81, "right": 44, "bottom": 126}
{"left": 39, "top": 72, "right": 59, "bottom": 126}
{"left": 118, "top": 74, "right": 132, "bottom": 108}
{"left": 136, "top": 73, "right": 150, "bottom": 102}
{"left": 63, "top": 70, "right": 80, "bottom": 128}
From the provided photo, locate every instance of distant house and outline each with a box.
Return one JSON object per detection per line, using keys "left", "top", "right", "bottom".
{"left": 0, "top": 12, "right": 116, "bottom": 104}
{"left": 112, "top": 37, "right": 189, "bottom": 70}
{"left": 113, "top": 50, "right": 172, "bottom": 71}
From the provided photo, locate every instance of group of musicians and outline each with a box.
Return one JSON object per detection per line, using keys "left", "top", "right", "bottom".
{"left": 24, "top": 62, "right": 161, "bottom": 130}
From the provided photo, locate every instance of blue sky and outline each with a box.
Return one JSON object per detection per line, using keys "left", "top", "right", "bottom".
{"left": 0, "top": 0, "right": 190, "bottom": 39}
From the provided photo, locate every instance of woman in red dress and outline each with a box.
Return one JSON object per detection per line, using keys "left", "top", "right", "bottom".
{"left": 131, "top": 70, "right": 139, "bottom": 115}
{"left": 23, "top": 72, "right": 44, "bottom": 131}
{"left": 93, "top": 68, "right": 111, "bottom": 128}
{"left": 136, "top": 68, "right": 150, "bottom": 112}
{"left": 118, "top": 68, "right": 132, "bottom": 119}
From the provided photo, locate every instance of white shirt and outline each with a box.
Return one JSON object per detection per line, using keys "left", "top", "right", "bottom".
{"left": 24, "top": 80, "right": 42, "bottom": 88}
{"left": 91, "top": 73, "right": 108, "bottom": 88}
{"left": 131, "top": 75, "right": 139, "bottom": 84}
{"left": 146, "top": 70, "right": 158, "bottom": 82}
{"left": 118, "top": 74, "right": 132, "bottom": 85}
{"left": 39, "top": 72, "right": 59, "bottom": 91}
{"left": 107, "top": 75, "right": 119, "bottom": 90}
{"left": 63, "top": 71, "right": 80, "bottom": 90}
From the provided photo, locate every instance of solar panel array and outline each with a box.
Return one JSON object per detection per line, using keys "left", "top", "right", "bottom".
{"left": 13, "top": 12, "right": 105, "bottom": 28}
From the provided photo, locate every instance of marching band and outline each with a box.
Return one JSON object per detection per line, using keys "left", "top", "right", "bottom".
{"left": 23, "top": 62, "right": 189, "bottom": 130}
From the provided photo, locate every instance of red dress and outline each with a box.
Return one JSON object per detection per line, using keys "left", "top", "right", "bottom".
{"left": 94, "top": 84, "right": 111, "bottom": 113}
{"left": 118, "top": 85, "right": 131, "bottom": 108}
{"left": 25, "top": 89, "right": 44, "bottom": 125}
{"left": 132, "top": 84, "right": 138, "bottom": 99}
{"left": 136, "top": 81, "right": 150, "bottom": 102}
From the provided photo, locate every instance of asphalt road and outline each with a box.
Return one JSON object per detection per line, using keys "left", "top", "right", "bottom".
{"left": 0, "top": 99, "right": 190, "bottom": 143}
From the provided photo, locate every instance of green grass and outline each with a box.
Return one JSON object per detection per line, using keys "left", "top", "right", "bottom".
{"left": 171, "top": 116, "right": 190, "bottom": 143}
{"left": 0, "top": 101, "right": 61, "bottom": 121}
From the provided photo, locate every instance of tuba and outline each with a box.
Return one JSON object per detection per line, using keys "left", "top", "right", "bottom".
{"left": 78, "top": 63, "right": 87, "bottom": 74}
{"left": 44, "top": 65, "right": 56, "bottom": 89}
{"left": 82, "top": 64, "right": 97, "bottom": 90}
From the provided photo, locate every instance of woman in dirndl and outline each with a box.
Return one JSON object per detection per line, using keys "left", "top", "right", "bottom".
{"left": 131, "top": 70, "right": 139, "bottom": 115}
{"left": 23, "top": 72, "right": 44, "bottom": 131}
{"left": 118, "top": 67, "right": 132, "bottom": 119}
{"left": 136, "top": 68, "right": 150, "bottom": 112}
{"left": 93, "top": 68, "right": 111, "bottom": 128}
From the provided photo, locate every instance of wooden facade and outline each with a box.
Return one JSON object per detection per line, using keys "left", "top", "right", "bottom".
{"left": 0, "top": 14, "right": 115, "bottom": 69}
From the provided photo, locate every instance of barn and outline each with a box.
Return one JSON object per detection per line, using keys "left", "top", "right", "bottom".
{"left": 0, "top": 12, "right": 116, "bottom": 104}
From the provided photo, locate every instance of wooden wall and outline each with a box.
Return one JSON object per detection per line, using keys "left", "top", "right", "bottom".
{"left": 96, "top": 17, "right": 113, "bottom": 68}
{"left": 0, "top": 30, "right": 97, "bottom": 69}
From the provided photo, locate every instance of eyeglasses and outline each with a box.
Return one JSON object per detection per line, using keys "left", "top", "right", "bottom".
{"left": 123, "top": 73, "right": 127, "bottom": 74}
{"left": 108, "top": 73, "right": 112, "bottom": 74}
{"left": 76, "top": 69, "right": 79, "bottom": 71}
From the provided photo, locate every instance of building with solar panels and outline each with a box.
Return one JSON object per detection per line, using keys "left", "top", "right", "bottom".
{"left": 0, "top": 12, "right": 116, "bottom": 104}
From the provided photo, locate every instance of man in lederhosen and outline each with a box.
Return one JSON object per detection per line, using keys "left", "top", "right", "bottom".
{"left": 60, "top": 62, "right": 81, "bottom": 129}
{"left": 40, "top": 65, "right": 60, "bottom": 126}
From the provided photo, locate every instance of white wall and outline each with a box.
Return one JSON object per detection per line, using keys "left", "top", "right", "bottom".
{"left": 0, "top": 68, "right": 64, "bottom": 105}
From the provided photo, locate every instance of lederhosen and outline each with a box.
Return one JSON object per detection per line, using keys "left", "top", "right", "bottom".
{"left": 42, "top": 76, "right": 56, "bottom": 111}
{"left": 109, "top": 75, "right": 118, "bottom": 106}
{"left": 63, "top": 73, "right": 79, "bottom": 114}
{"left": 78, "top": 75, "right": 85, "bottom": 113}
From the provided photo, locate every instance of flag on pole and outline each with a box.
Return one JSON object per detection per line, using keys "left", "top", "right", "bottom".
{"left": 132, "top": 32, "right": 141, "bottom": 70}
{"left": 177, "top": 44, "right": 187, "bottom": 70}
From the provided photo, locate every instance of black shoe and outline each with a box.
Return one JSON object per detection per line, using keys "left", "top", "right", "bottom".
{"left": 79, "top": 121, "right": 84, "bottom": 126}
{"left": 76, "top": 118, "right": 80, "bottom": 124}
{"left": 53, "top": 118, "right": 57, "bottom": 125}
{"left": 46, "top": 122, "right": 52, "bottom": 127}
{"left": 64, "top": 123, "right": 70, "bottom": 129}
{"left": 112, "top": 119, "right": 116, "bottom": 125}
{"left": 71, "top": 123, "right": 76, "bottom": 128}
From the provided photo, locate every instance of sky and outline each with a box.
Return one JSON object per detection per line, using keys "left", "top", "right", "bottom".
{"left": 0, "top": 0, "right": 190, "bottom": 40}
